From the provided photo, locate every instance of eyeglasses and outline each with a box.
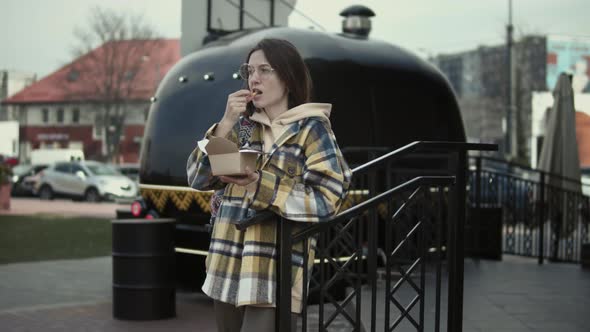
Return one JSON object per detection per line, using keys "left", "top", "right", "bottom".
{"left": 239, "top": 63, "right": 275, "bottom": 81}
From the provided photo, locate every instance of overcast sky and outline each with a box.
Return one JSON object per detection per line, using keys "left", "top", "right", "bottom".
{"left": 2, "top": 0, "right": 589, "bottom": 78}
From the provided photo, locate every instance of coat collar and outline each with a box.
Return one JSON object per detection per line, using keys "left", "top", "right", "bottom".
{"left": 259, "top": 120, "right": 303, "bottom": 168}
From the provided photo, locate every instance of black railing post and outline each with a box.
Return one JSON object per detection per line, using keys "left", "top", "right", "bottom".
{"left": 538, "top": 172, "right": 546, "bottom": 265}
{"left": 368, "top": 170, "right": 378, "bottom": 332}
{"left": 302, "top": 237, "right": 309, "bottom": 332}
{"left": 447, "top": 150, "right": 466, "bottom": 332}
{"left": 278, "top": 217, "right": 293, "bottom": 332}
{"left": 474, "top": 156, "right": 482, "bottom": 255}
{"left": 435, "top": 187, "right": 444, "bottom": 332}
{"left": 384, "top": 198, "right": 392, "bottom": 332}
{"left": 475, "top": 156, "right": 482, "bottom": 209}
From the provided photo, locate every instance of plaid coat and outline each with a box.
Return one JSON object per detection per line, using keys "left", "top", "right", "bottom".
{"left": 187, "top": 114, "right": 351, "bottom": 312}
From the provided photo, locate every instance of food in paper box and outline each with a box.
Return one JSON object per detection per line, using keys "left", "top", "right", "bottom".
{"left": 204, "top": 137, "right": 261, "bottom": 176}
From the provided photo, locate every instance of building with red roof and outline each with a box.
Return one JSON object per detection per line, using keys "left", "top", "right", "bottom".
{"left": 2, "top": 38, "right": 180, "bottom": 163}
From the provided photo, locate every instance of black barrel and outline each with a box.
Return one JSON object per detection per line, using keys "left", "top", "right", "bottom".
{"left": 115, "top": 208, "right": 134, "bottom": 219}
{"left": 112, "top": 219, "right": 176, "bottom": 320}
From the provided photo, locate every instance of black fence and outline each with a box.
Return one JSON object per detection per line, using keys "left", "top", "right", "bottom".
{"left": 468, "top": 156, "right": 590, "bottom": 263}
{"left": 239, "top": 141, "right": 495, "bottom": 331}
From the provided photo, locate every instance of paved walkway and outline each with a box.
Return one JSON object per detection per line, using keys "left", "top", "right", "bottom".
{"left": 0, "top": 255, "right": 588, "bottom": 331}
{"left": 0, "top": 198, "right": 127, "bottom": 219}
{"left": 1, "top": 199, "right": 589, "bottom": 330}
{"left": 0, "top": 257, "right": 216, "bottom": 331}
{"left": 462, "top": 256, "right": 590, "bottom": 331}
{"left": 361, "top": 256, "right": 590, "bottom": 331}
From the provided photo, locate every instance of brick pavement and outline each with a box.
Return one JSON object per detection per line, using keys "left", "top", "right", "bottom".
{"left": 360, "top": 255, "right": 590, "bottom": 332}
{"left": 0, "top": 257, "right": 216, "bottom": 331}
{"left": 0, "top": 295, "right": 216, "bottom": 332}
{"left": 1, "top": 199, "right": 589, "bottom": 331}
{"left": 0, "top": 255, "right": 588, "bottom": 331}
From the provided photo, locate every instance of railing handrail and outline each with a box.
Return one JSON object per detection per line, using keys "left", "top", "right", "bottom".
{"left": 474, "top": 155, "right": 587, "bottom": 187}
{"left": 234, "top": 140, "right": 496, "bottom": 231}
{"left": 352, "top": 141, "right": 496, "bottom": 174}
{"left": 292, "top": 176, "right": 454, "bottom": 242}
{"left": 477, "top": 169, "right": 590, "bottom": 195}
{"left": 233, "top": 175, "right": 455, "bottom": 233}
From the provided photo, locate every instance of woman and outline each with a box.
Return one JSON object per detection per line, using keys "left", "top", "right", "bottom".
{"left": 187, "top": 38, "right": 351, "bottom": 332}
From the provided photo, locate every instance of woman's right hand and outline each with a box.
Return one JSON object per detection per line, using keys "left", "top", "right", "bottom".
{"left": 221, "top": 89, "right": 252, "bottom": 125}
{"left": 214, "top": 89, "right": 252, "bottom": 138}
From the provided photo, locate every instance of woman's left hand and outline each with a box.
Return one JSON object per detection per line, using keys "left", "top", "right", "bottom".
{"left": 219, "top": 166, "right": 259, "bottom": 186}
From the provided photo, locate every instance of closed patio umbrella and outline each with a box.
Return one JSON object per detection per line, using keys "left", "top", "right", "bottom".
{"left": 537, "top": 72, "right": 581, "bottom": 193}
{"left": 537, "top": 73, "right": 581, "bottom": 257}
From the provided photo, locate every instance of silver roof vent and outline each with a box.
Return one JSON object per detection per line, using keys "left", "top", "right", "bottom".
{"left": 340, "top": 5, "right": 376, "bottom": 37}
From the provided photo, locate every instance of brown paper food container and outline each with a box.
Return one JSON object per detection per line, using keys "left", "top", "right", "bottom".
{"left": 205, "top": 137, "right": 261, "bottom": 176}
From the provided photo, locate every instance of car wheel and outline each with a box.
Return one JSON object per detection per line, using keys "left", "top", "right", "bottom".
{"left": 39, "top": 185, "right": 53, "bottom": 200}
{"left": 85, "top": 188, "right": 100, "bottom": 202}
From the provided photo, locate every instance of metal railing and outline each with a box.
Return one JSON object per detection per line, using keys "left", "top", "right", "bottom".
{"left": 237, "top": 141, "right": 496, "bottom": 331}
{"left": 469, "top": 156, "right": 590, "bottom": 263}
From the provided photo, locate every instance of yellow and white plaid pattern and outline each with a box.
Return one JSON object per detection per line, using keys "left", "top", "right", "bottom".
{"left": 187, "top": 115, "right": 351, "bottom": 313}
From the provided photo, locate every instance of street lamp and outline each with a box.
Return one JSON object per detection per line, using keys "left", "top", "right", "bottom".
{"left": 505, "top": 0, "right": 514, "bottom": 157}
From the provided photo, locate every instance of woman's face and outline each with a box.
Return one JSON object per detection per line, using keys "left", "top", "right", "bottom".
{"left": 247, "top": 50, "right": 288, "bottom": 111}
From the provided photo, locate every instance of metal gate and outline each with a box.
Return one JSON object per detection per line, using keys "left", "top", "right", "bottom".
{"left": 239, "top": 141, "right": 495, "bottom": 331}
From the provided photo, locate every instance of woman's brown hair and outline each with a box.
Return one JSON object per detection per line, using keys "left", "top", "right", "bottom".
{"left": 245, "top": 38, "right": 312, "bottom": 111}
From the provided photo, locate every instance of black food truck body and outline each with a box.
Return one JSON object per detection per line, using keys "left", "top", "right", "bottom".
{"left": 135, "top": 24, "right": 466, "bottom": 289}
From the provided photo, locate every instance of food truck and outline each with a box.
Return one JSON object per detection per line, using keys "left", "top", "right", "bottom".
{"left": 132, "top": 5, "right": 466, "bottom": 290}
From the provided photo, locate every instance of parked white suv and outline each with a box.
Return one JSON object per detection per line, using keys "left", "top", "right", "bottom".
{"left": 35, "top": 161, "right": 138, "bottom": 202}
{"left": 582, "top": 167, "right": 590, "bottom": 197}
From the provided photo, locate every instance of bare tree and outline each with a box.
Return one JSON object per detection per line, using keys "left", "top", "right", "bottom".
{"left": 63, "top": 7, "right": 163, "bottom": 162}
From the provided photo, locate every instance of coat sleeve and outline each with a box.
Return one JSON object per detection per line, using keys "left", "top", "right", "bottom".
{"left": 248, "top": 120, "right": 352, "bottom": 222}
{"left": 186, "top": 121, "right": 240, "bottom": 191}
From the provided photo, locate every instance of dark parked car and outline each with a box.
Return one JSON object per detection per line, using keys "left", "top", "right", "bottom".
{"left": 10, "top": 164, "right": 48, "bottom": 196}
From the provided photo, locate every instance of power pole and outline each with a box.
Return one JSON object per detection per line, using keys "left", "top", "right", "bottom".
{"left": 505, "top": 0, "right": 514, "bottom": 157}
{"left": 0, "top": 71, "right": 8, "bottom": 121}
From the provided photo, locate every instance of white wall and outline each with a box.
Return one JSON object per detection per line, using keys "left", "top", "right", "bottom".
{"left": 9, "top": 102, "right": 149, "bottom": 127}
{"left": 0, "top": 121, "right": 19, "bottom": 157}
{"left": 125, "top": 104, "right": 150, "bottom": 124}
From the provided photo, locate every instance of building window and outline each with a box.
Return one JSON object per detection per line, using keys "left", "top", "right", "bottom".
{"left": 67, "top": 70, "right": 79, "bottom": 82}
{"left": 124, "top": 70, "right": 136, "bottom": 81}
{"left": 57, "top": 108, "right": 64, "bottom": 123}
{"left": 72, "top": 108, "right": 80, "bottom": 123}
{"left": 18, "top": 105, "right": 27, "bottom": 122}
{"left": 42, "top": 108, "right": 49, "bottom": 123}
{"left": 94, "top": 113, "right": 104, "bottom": 138}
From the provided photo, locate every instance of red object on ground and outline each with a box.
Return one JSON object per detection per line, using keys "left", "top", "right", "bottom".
{"left": 0, "top": 183, "right": 11, "bottom": 210}
{"left": 4, "top": 157, "right": 19, "bottom": 167}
